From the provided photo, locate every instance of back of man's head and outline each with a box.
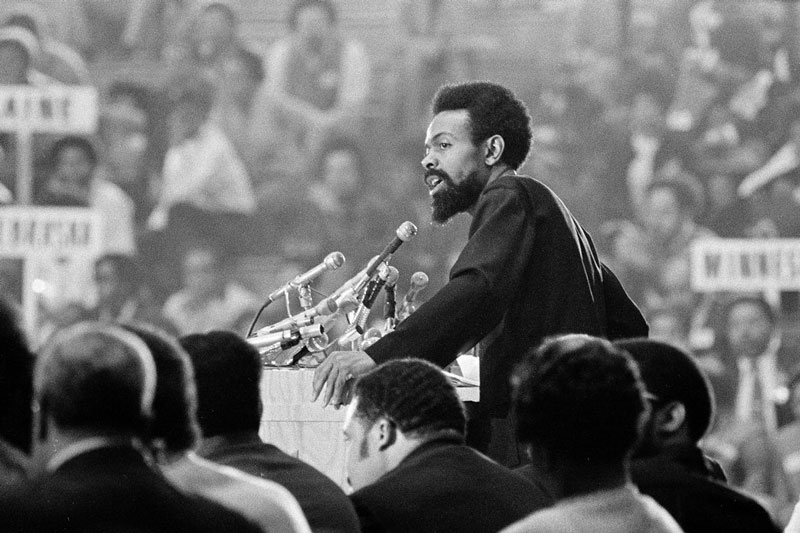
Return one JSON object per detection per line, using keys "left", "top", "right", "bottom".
{"left": 35, "top": 322, "right": 156, "bottom": 436}
{"left": 179, "top": 331, "right": 262, "bottom": 437}
{"left": 513, "top": 334, "right": 648, "bottom": 464}
{"left": 615, "top": 339, "right": 713, "bottom": 445}
{"left": 123, "top": 325, "right": 200, "bottom": 456}
{"left": 353, "top": 359, "right": 465, "bottom": 440}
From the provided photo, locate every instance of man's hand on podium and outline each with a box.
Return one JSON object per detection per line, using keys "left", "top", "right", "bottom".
{"left": 312, "top": 350, "right": 377, "bottom": 408}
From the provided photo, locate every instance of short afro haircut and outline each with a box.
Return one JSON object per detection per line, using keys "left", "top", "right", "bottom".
{"left": 354, "top": 359, "right": 465, "bottom": 440}
{"left": 615, "top": 338, "right": 714, "bottom": 443}
{"left": 513, "top": 334, "right": 648, "bottom": 463}
{"left": 179, "top": 331, "right": 262, "bottom": 437}
{"left": 432, "top": 81, "right": 533, "bottom": 171}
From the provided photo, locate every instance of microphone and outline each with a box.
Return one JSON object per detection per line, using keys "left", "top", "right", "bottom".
{"left": 254, "top": 297, "right": 338, "bottom": 336}
{"left": 364, "top": 222, "right": 417, "bottom": 278}
{"left": 246, "top": 324, "right": 325, "bottom": 351}
{"left": 383, "top": 266, "right": 399, "bottom": 322}
{"left": 267, "top": 251, "right": 345, "bottom": 302}
{"left": 339, "top": 264, "right": 393, "bottom": 346}
{"left": 398, "top": 271, "right": 429, "bottom": 321}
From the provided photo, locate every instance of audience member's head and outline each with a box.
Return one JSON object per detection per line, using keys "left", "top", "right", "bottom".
{"left": 289, "top": 0, "right": 338, "bottom": 45}
{"left": 169, "top": 81, "right": 215, "bottom": 144}
{"left": 221, "top": 47, "right": 265, "bottom": 109}
{"left": 343, "top": 359, "right": 465, "bottom": 490}
{"left": 179, "top": 331, "right": 262, "bottom": 437}
{"left": 0, "top": 297, "right": 34, "bottom": 453}
{"left": 615, "top": 339, "right": 714, "bottom": 457}
{"left": 95, "top": 254, "right": 141, "bottom": 311}
{"left": 45, "top": 136, "right": 98, "bottom": 205}
{"left": 513, "top": 334, "right": 648, "bottom": 471}
{"left": 180, "top": 243, "right": 229, "bottom": 300}
{"left": 193, "top": 2, "right": 239, "bottom": 61}
{"left": 644, "top": 178, "right": 698, "bottom": 241}
{"left": 122, "top": 324, "right": 200, "bottom": 459}
{"left": 0, "top": 26, "right": 37, "bottom": 84}
{"left": 34, "top": 322, "right": 157, "bottom": 443}
{"left": 720, "top": 294, "right": 777, "bottom": 360}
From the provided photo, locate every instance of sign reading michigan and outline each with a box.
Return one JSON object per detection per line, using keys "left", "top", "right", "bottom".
{"left": 691, "top": 239, "right": 800, "bottom": 291}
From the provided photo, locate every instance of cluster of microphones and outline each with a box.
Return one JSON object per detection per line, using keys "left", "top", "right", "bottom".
{"left": 246, "top": 221, "right": 429, "bottom": 365}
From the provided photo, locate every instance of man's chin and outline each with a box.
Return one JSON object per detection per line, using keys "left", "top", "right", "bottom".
{"left": 430, "top": 203, "right": 459, "bottom": 225}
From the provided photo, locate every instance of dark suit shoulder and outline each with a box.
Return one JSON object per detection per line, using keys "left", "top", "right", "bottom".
{"left": 632, "top": 459, "right": 779, "bottom": 533}
{"left": 203, "top": 438, "right": 360, "bottom": 533}
{"left": 0, "top": 447, "right": 262, "bottom": 533}
{"left": 351, "top": 442, "right": 551, "bottom": 533}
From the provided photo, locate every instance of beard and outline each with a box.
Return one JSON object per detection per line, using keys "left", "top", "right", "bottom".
{"left": 428, "top": 169, "right": 484, "bottom": 224}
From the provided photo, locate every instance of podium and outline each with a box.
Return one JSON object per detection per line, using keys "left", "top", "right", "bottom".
{"left": 259, "top": 367, "right": 478, "bottom": 488}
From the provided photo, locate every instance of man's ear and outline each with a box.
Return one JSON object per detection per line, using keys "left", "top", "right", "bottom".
{"left": 377, "top": 418, "right": 397, "bottom": 452}
{"left": 657, "top": 401, "right": 686, "bottom": 433}
{"left": 484, "top": 135, "right": 505, "bottom": 166}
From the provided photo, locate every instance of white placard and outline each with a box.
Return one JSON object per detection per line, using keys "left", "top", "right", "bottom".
{"left": 0, "top": 207, "right": 102, "bottom": 340}
{"left": 691, "top": 239, "right": 800, "bottom": 292}
{"left": 0, "top": 85, "right": 98, "bottom": 134}
{"left": 0, "top": 206, "right": 102, "bottom": 257}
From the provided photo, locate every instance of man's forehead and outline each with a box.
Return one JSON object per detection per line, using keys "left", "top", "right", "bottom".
{"left": 425, "top": 109, "right": 471, "bottom": 143}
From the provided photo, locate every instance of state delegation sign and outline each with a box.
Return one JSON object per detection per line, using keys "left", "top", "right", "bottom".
{"left": 0, "top": 85, "right": 98, "bottom": 134}
{"left": 691, "top": 239, "right": 800, "bottom": 292}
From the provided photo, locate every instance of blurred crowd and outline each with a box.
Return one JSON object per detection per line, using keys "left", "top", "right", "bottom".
{"left": 1, "top": 0, "right": 800, "bottom": 526}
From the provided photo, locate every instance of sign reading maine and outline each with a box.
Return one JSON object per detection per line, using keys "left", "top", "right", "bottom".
{"left": 691, "top": 239, "right": 800, "bottom": 291}
{"left": 0, "top": 86, "right": 98, "bottom": 134}
{"left": 0, "top": 207, "right": 101, "bottom": 256}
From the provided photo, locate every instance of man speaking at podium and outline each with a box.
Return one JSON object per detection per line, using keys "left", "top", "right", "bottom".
{"left": 313, "top": 81, "right": 648, "bottom": 463}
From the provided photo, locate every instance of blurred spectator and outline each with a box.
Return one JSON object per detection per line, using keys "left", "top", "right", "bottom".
{"left": 264, "top": 0, "right": 371, "bottom": 167}
{"left": 508, "top": 335, "right": 682, "bottom": 533}
{"left": 97, "top": 81, "right": 160, "bottom": 223}
{"left": 2, "top": 4, "right": 90, "bottom": 85}
{"left": 388, "top": 0, "right": 492, "bottom": 146}
{"left": 704, "top": 295, "right": 798, "bottom": 518}
{"left": 122, "top": 0, "right": 199, "bottom": 62}
{"left": 700, "top": 172, "right": 754, "bottom": 237}
{"left": 182, "top": 330, "right": 361, "bottom": 533}
{"left": 210, "top": 46, "right": 273, "bottom": 184}
{"left": 147, "top": 81, "right": 254, "bottom": 249}
{"left": 124, "top": 325, "right": 312, "bottom": 533}
{"left": 87, "top": 254, "right": 172, "bottom": 333}
{"left": 35, "top": 136, "right": 136, "bottom": 254}
{"left": 646, "top": 304, "right": 692, "bottom": 354}
{"left": 0, "top": 321, "right": 263, "bottom": 532}
{"left": 612, "top": 177, "right": 715, "bottom": 312}
{"left": 164, "top": 1, "right": 241, "bottom": 96}
{"left": 0, "top": 25, "right": 48, "bottom": 85}
{"left": 777, "top": 369, "right": 800, "bottom": 504}
{"left": 162, "top": 244, "right": 259, "bottom": 336}
{"left": 619, "top": 338, "right": 780, "bottom": 533}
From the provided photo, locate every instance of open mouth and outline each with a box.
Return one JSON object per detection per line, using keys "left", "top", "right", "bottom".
{"left": 425, "top": 175, "right": 446, "bottom": 195}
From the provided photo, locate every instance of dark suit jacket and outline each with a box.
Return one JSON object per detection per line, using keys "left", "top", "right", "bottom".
{"left": 0, "top": 444, "right": 262, "bottom": 532}
{"left": 349, "top": 436, "right": 552, "bottom": 533}
{"left": 366, "top": 174, "right": 648, "bottom": 417}
{"left": 630, "top": 444, "right": 780, "bottom": 533}
{"left": 198, "top": 431, "right": 360, "bottom": 533}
